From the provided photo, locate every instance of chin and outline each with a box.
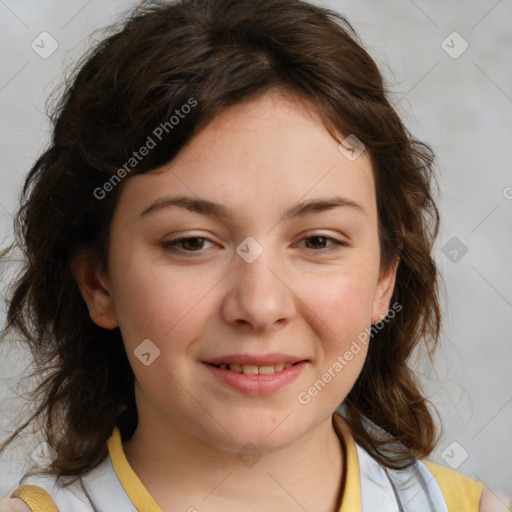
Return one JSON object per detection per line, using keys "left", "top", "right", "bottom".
{"left": 206, "top": 411, "right": 303, "bottom": 452}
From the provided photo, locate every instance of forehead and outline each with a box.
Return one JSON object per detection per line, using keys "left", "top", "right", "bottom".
{"left": 114, "top": 91, "right": 377, "bottom": 227}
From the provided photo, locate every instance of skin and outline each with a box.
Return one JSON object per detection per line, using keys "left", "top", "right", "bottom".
{"left": 72, "top": 90, "right": 399, "bottom": 512}
{"left": 3, "top": 92, "right": 508, "bottom": 512}
{"left": 2, "top": 489, "right": 511, "bottom": 512}
{"left": 0, "top": 498, "right": 31, "bottom": 512}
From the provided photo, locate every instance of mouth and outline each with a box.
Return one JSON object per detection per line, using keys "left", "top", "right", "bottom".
{"left": 205, "top": 361, "right": 303, "bottom": 375}
{"left": 202, "top": 358, "right": 308, "bottom": 395}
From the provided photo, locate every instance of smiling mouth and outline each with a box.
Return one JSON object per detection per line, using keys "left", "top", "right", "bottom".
{"left": 206, "top": 362, "right": 302, "bottom": 375}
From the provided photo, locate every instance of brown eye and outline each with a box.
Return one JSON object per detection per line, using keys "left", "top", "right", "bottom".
{"left": 162, "top": 237, "right": 215, "bottom": 255}
{"left": 298, "top": 234, "right": 347, "bottom": 253}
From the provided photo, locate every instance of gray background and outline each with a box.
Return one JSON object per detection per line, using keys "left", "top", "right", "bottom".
{"left": 1, "top": 0, "right": 511, "bottom": 501}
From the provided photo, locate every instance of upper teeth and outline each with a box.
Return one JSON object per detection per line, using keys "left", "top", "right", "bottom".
{"left": 217, "top": 363, "right": 294, "bottom": 375}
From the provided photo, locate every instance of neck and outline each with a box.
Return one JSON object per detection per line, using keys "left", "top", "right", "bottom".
{"left": 122, "top": 413, "right": 345, "bottom": 512}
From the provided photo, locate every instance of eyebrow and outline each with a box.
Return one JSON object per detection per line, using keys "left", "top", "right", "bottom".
{"left": 138, "top": 195, "right": 366, "bottom": 220}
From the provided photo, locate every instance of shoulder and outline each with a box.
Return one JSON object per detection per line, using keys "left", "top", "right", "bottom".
{"left": 0, "top": 483, "right": 60, "bottom": 512}
{"left": 423, "top": 459, "right": 512, "bottom": 512}
{"left": 0, "top": 496, "right": 32, "bottom": 512}
{"left": 423, "top": 459, "right": 483, "bottom": 493}
{"left": 1, "top": 460, "right": 108, "bottom": 512}
{"left": 479, "top": 486, "right": 512, "bottom": 512}
{"left": 2, "top": 450, "right": 134, "bottom": 512}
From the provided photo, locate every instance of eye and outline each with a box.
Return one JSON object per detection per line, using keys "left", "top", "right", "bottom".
{"left": 162, "top": 237, "right": 215, "bottom": 255}
{"left": 161, "top": 233, "right": 348, "bottom": 257}
{"left": 297, "top": 234, "right": 348, "bottom": 253}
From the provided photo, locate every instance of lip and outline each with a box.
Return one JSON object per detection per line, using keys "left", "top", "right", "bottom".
{"left": 201, "top": 360, "right": 308, "bottom": 395}
{"left": 203, "top": 353, "right": 307, "bottom": 366}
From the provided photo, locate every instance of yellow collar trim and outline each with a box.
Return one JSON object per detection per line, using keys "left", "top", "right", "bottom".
{"left": 332, "top": 413, "right": 362, "bottom": 512}
{"left": 107, "top": 428, "right": 163, "bottom": 512}
{"left": 11, "top": 485, "right": 60, "bottom": 512}
{"left": 107, "top": 413, "right": 361, "bottom": 512}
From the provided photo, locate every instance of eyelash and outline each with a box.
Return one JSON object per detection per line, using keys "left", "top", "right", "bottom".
{"left": 161, "top": 234, "right": 348, "bottom": 256}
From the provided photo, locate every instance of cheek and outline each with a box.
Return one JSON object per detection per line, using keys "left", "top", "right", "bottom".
{"left": 299, "top": 264, "right": 378, "bottom": 332}
{"left": 294, "top": 271, "right": 373, "bottom": 410}
{"left": 295, "top": 259, "right": 378, "bottom": 388}
{"left": 108, "top": 245, "right": 210, "bottom": 350}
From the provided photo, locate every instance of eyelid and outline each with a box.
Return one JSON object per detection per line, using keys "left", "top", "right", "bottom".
{"left": 300, "top": 229, "right": 349, "bottom": 242}
{"left": 161, "top": 231, "right": 349, "bottom": 256}
{"left": 161, "top": 235, "right": 217, "bottom": 251}
{"left": 296, "top": 232, "right": 349, "bottom": 251}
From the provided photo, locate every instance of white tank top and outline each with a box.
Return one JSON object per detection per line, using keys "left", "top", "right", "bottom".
{"left": 10, "top": 411, "right": 484, "bottom": 512}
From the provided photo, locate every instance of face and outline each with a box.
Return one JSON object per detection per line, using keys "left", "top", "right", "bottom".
{"left": 75, "top": 91, "right": 398, "bottom": 453}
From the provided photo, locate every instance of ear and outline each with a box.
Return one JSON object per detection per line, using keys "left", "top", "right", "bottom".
{"left": 71, "top": 250, "right": 119, "bottom": 329}
{"left": 371, "top": 256, "right": 400, "bottom": 325}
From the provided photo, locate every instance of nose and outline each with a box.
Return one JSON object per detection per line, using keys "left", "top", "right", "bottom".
{"left": 221, "top": 248, "right": 297, "bottom": 332}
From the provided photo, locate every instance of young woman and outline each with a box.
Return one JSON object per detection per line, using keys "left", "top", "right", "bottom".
{"left": 1, "top": 0, "right": 509, "bottom": 510}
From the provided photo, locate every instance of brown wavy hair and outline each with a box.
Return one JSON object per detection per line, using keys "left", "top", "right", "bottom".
{"left": 1, "top": 0, "right": 442, "bottom": 482}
